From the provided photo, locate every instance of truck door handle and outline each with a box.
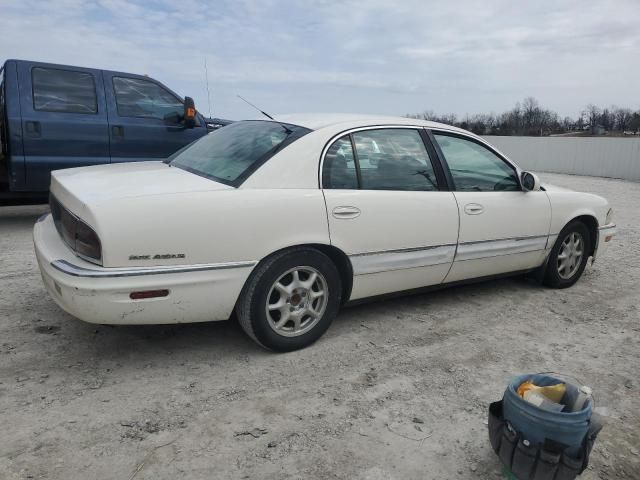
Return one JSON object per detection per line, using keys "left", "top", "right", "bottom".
{"left": 464, "top": 203, "right": 484, "bottom": 215}
{"left": 332, "top": 206, "right": 361, "bottom": 219}
{"left": 112, "top": 125, "right": 124, "bottom": 139}
{"left": 25, "top": 121, "right": 41, "bottom": 138}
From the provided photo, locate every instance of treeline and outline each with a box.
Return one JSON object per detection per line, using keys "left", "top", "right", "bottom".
{"left": 407, "top": 97, "right": 640, "bottom": 136}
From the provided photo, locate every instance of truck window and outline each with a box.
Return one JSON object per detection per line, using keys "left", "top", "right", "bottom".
{"left": 113, "top": 77, "right": 184, "bottom": 121}
{"left": 32, "top": 67, "right": 97, "bottom": 114}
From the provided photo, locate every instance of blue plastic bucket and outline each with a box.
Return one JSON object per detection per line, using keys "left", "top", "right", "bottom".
{"left": 502, "top": 374, "right": 592, "bottom": 456}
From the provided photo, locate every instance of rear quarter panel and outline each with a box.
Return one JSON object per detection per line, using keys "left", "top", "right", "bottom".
{"left": 89, "top": 189, "right": 330, "bottom": 268}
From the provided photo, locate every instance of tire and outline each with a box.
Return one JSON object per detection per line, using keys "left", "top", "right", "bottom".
{"left": 236, "top": 248, "right": 342, "bottom": 352}
{"left": 543, "top": 221, "right": 591, "bottom": 289}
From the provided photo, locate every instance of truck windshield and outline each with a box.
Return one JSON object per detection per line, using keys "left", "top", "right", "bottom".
{"left": 169, "top": 120, "right": 311, "bottom": 186}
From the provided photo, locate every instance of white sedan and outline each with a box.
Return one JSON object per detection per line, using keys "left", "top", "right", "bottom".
{"left": 33, "top": 114, "right": 616, "bottom": 351}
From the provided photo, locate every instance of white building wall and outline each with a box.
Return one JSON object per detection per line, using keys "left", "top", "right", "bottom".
{"left": 482, "top": 136, "right": 640, "bottom": 181}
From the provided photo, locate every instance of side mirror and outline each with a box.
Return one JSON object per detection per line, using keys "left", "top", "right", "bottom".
{"left": 183, "top": 96, "right": 196, "bottom": 129}
{"left": 163, "top": 112, "right": 182, "bottom": 125}
{"left": 521, "top": 171, "right": 541, "bottom": 191}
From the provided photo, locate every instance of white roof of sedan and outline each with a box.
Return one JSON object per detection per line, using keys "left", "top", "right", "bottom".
{"left": 275, "top": 113, "right": 465, "bottom": 133}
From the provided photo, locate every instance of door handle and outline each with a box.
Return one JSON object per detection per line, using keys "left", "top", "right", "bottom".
{"left": 464, "top": 203, "right": 484, "bottom": 215}
{"left": 112, "top": 125, "right": 124, "bottom": 139}
{"left": 332, "top": 206, "right": 361, "bottom": 219}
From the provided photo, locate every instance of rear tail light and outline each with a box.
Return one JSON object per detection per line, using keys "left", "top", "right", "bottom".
{"left": 75, "top": 221, "right": 102, "bottom": 262}
{"left": 50, "top": 195, "right": 102, "bottom": 265}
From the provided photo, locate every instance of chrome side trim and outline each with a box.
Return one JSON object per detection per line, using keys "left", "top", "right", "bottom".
{"left": 51, "top": 259, "right": 257, "bottom": 278}
{"left": 350, "top": 245, "right": 456, "bottom": 275}
{"left": 455, "top": 235, "right": 548, "bottom": 262}
{"left": 599, "top": 223, "right": 616, "bottom": 233}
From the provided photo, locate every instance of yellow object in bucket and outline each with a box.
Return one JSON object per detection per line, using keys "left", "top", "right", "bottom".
{"left": 517, "top": 380, "right": 566, "bottom": 403}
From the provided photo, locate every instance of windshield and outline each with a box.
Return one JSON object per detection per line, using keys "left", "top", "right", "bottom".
{"left": 170, "top": 120, "right": 311, "bottom": 186}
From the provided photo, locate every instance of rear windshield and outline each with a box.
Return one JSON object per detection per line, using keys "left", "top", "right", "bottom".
{"left": 169, "top": 120, "right": 311, "bottom": 186}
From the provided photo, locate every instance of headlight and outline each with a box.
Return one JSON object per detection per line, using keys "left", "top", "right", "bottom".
{"left": 605, "top": 208, "right": 614, "bottom": 225}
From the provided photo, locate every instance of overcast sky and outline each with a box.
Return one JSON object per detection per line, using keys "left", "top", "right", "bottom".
{"left": 1, "top": 0, "right": 639, "bottom": 120}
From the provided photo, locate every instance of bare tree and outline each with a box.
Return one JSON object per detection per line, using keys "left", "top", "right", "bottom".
{"left": 613, "top": 107, "right": 633, "bottom": 132}
{"left": 408, "top": 98, "right": 640, "bottom": 136}
{"left": 584, "top": 104, "right": 601, "bottom": 133}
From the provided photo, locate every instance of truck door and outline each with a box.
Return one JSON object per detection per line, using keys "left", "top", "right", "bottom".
{"left": 102, "top": 72, "right": 206, "bottom": 162}
{"left": 16, "top": 61, "right": 110, "bottom": 191}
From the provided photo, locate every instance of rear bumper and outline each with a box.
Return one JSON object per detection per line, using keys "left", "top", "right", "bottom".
{"left": 33, "top": 214, "right": 255, "bottom": 325}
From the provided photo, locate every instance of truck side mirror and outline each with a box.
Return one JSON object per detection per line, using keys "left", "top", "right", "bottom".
{"left": 183, "top": 97, "right": 196, "bottom": 129}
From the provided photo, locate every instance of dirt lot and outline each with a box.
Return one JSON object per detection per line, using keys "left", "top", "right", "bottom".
{"left": 0, "top": 173, "right": 638, "bottom": 480}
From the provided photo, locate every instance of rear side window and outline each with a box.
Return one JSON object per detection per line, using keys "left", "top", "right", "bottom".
{"left": 113, "top": 77, "right": 183, "bottom": 121}
{"left": 353, "top": 129, "right": 438, "bottom": 191}
{"left": 32, "top": 67, "right": 97, "bottom": 114}
{"left": 322, "top": 135, "right": 358, "bottom": 189}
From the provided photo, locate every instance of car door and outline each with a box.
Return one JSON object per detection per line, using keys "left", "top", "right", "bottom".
{"left": 322, "top": 127, "right": 460, "bottom": 300}
{"left": 16, "top": 61, "right": 110, "bottom": 191}
{"left": 103, "top": 72, "right": 205, "bottom": 162}
{"left": 429, "top": 130, "right": 552, "bottom": 282}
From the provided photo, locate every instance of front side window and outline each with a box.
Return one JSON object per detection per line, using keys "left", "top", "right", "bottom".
{"left": 170, "top": 120, "right": 310, "bottom": 186}
{"left": 32, "top": 67, "right": 97, "bottom": 114}
{"left": 113, "top": 77, "right": 184, "bottom": 121}
{"left": 353, "top": 129, "right": 438, "bottom": 191}
{"left": 433, "top": 133, "right": 520, "bottom": 192}
{"left": 322, "top": 135, "right": 358, "bottom": 189}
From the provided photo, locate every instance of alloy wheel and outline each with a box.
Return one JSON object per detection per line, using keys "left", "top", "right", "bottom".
{"left": 265, "top": 266, "right": 328, "bottom": 337}
{"left": 557, "top": 232, "right": 584, "bottom": 280}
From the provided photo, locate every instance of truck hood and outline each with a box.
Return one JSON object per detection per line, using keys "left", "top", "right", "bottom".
{"left": 51, "top": 161, "right": 232, "bottom": 216}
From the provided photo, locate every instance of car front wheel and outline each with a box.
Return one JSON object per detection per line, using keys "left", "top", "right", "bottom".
{"left": 236, "top": 248, "right": 342, "bottom": 351}
{"left": 544, "top": 221, "right": 591, "bottom": 288}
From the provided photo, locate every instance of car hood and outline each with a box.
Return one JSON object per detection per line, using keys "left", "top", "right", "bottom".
{"left": 51, "top": 161, "right": 231, "bottom": 216}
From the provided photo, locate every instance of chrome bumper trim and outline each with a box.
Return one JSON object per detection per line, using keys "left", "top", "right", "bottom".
{"left": 51, "top": 259, "right": 257, "bottom": 278}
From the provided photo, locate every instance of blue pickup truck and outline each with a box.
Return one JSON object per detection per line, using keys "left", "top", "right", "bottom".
{"left": 0, "top": 59, "right": 229, "bottom": 201}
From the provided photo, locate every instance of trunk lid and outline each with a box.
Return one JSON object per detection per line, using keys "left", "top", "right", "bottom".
{"left": 50, "top": 161, "right": 232, "bottom": 218}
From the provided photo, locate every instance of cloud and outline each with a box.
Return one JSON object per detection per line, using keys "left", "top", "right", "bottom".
{"left": 1, "top": 0, "right": 639, "bottom": 119}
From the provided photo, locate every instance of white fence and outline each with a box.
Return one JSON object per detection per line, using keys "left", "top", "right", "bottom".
{"left": 482, "top": 136, "right": 640, "bottom": 181}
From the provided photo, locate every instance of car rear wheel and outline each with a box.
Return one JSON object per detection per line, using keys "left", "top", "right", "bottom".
{"left": 236, "top": 248, "right": 342, "bottom": 351}
{"left": 544, "top": 221, "right": 591, "bottom": 288}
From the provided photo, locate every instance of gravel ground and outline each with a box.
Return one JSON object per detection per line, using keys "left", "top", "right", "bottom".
{"left": 0, "top": 173, "right": 638, "bottom": 480}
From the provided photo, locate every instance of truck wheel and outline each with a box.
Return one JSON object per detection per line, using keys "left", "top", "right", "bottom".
{"left": 237, "top": 248, "right": 342, "bottom": 352}
{"left": 544, "top": 221, "right": 591, "bottom": 289}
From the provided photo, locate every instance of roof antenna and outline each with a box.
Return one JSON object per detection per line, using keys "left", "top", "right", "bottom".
{"left": 237, "top": 94, "right": 275, "bottom": 120}
{"left": 204, "top": 57, "right": 212, "bottom": 118}
{"left": 237, "top": 95, "right": 292, "bottom": 134}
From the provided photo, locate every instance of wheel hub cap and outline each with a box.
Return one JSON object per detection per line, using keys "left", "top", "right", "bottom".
{"left": 266, "top": 267, "right": 329, "bottom": 337}
{"left": 557, "top": 232, "right": 584, "bottom": 280}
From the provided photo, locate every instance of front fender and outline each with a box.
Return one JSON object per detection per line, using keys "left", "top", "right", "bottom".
{"left": 546, "top": 191, "right": 609, "bottom": 236}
